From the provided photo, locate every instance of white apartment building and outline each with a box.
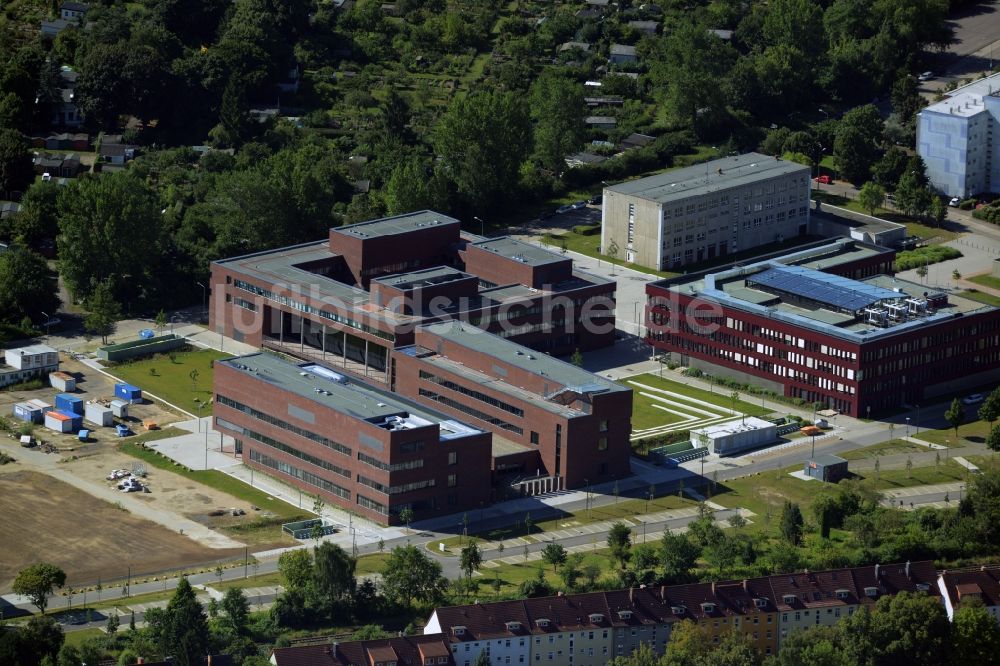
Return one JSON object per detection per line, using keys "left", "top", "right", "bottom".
{"left": 917, "top": 73, "right": 1000, "bottom": 198}
{"left": 601, "top": 153, "right": 811, "bottom": 271}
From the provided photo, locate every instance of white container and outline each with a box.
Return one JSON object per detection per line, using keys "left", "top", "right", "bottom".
{"left": 110, "top": 399, "right": 129, "bottom": 419}
{"left": 85, "top": 402, "right": 113, "bottom": 427}
{"left": 44, "top": 411, "right": 73, "bottom": 433}
{"left": 49, "top": 372, "right": 76, "bottom": 392}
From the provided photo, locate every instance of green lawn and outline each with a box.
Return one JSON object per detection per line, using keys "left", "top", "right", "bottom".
{"left": 540, "top": 229, "right": 677, "bottom": 279}
{"left": 961, "top": 289, "right": 1000, "bottom": 307}
{"left": 840, "top": 439, "right": 931, "bottom": 460}
{"left": 108, "top": 349, "right": 228, "bottom": 415}
{"left": 914, "top": 418, "right": 994, "bottom": 447}
{"left": 120, "top": 441, "right": 307, "bottom": 521}
{"left": 860, "top": 459, "right": 970, "bottom": 489}
{"left": 710, "top": 469, "right": 818, "bottom": 534}
{"left": 627, "top": 373, "right": 774, "bottom": 430}
{"left": 969, "top": 274, "right": 1000, "bottom": 291}
{"left": 62, "top": 628, "right": 105, "bottom": 648}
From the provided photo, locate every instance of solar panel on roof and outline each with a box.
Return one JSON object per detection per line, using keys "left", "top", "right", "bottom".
{"left": 748, "top": 265, "right": 902, "bottom": 312}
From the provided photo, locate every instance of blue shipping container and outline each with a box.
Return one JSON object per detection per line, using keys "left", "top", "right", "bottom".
{"left": 55, "top": 393, "right": 84, "bottom": 415}
{"left": 55, "top": 410, "right": 82, "bottom": 429}
{"left": 114, "top": 383, "right": 142, "bottom": 403}
{"left": 12, "top": 402, "right": 42, "bottom": 423}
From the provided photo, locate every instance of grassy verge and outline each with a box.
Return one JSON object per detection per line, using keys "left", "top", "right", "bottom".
{"left": 107, "top": 349, "right": 228, "bottom": 414}
{"left": 860, "top": 459, "right": 970, "bottom": 489}
{"left": 63, "top": 627, "right": 105, "bottom": 645}
{"left": 840, "top": 439, "right": 932, "bottom": 460}
{"left": 968, "top": 274, "right": 1000, "bottom": 291}
{"left": 119, "top": 441, "right": 307, "bottom": 521}
{"left": 913, "top": 419, "right": 993, "bottom": 447}
{"left": 539, "top": 229, "right": 677, "bottom": 279}
{"left": 961, "top": 289, "right": 1000, "bottom": 307}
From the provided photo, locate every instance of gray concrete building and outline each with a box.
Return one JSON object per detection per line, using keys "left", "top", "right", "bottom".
{"left": 601, "top": 153, "right": 811, "bottom": 271}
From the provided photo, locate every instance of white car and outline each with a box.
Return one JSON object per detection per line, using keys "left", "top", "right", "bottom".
{"left": 106, "top": 469, "right": 130, "bottom": 480}
{"left": 949, "top": 197, "right": 961, "bottom": 207}
{"left": 961, "top": 394, "right": 984, "bottom": 406}
{"left": 918, "top": 71, "right": 934, "bottom": 82}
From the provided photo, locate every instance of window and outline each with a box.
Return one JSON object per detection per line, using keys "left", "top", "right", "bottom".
{"left": 448, "top": 451, "right": 458, "bottom": 465}
{"left": 448, "top": 474, "right": 457, "bottom": 487}
{"left": 598, "top": 437, "right": 608, "bottom": 451}
{"left": 530, "top": 431, "right": 539, "bottom": 445}
{"left": 599, "top": 420, "right": 608, "bottom": 432}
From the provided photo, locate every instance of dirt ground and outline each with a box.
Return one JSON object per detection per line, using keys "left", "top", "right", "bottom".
{"left": 0, "top": 470, "right": 246, "bottom": 591}
{"left": 0, "top": 355, "right": 182, "bottom": 450}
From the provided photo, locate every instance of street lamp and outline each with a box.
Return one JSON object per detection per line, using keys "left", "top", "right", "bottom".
{"left": 40, "top": 311, "right": 51, "bottom": 337}
{"left": 473, "top": 216, "right": 485, "bottom": 236}
{"left": 196, "top": 281, "right": 207, "bottom": 314}
{"left": 585, "top": 478, "right": 591, "bottom": 519}
{"left": 905, "top": 417, "right": 910, "bottom": 438}
{"left": 817, "top": 108, "right": 829, "bottom": 119}
{"left": 916, "top": 404, "right": 921, "bottom": 435}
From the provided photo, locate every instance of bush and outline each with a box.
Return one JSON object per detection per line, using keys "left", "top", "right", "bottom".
{"left": 893, "top": 245, "right": 962, "bottom": 271}
{"left": 959, "top": 198, "right": 977, "bottom": 210}
{"left": 972, "top": 204, "right": 1000, "bottom": 224}
{"left": 682, "top": 367, "right": 703, "bottom": 378}
{"left": 572, "top": 224, "right": 601, "bottom": 236}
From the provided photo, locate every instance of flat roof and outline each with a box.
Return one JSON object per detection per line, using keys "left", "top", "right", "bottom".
{"left": 652, "top": 239, "right": 995, "bottom": 343}
{"left": 471, "top": 236, "right": 567, "bottom": 267}
{"left": 605, "top": 152, "right": 808, "bottom": 205}
{"left": 421, "top": 321, "right": 626, "bottom": 395}
{"left": 924, "top": 91, "right": 988, "bottom": 118}
{"left": 5, "top": 344, "right": 57, "bottom": 355}
{"left": 693, "top": 416, "right": 775, "bottom": 437}
{"left": 811, "top": 454, "right": 847, "bottom": 466}
{"left": 945, "top": 71, "right": 1000, "bottom": 99}
{"left": 373, "top": 266, "right": 471, "bottom": 290}
{"left": 331, "top": 210, "right": 460, "bottom": 239}
{"left": 747, "top": 265, "right": 903, "bottom": 312}
{"left": 221, "top": 353, "right": 483, "bottom": 440}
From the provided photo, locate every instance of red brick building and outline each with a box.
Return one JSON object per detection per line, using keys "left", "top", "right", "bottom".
{"left": 271, "top": 633, "right": 455, "bottom": 666}
{"left": 646, "top": 239, "right": 1000, "bottom": 416}
{"left": 209, "top": 212, "right": 629, "bottom": 521}
{"left": 394, "top": 322, "right": 632, "bottom": 492}
{"left": 214, "top": 353, "right": 492, "bottom": 524}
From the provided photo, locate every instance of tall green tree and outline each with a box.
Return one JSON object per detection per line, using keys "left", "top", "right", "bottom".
{"left": 0, "top": 128, "right": 32, "bottom": 194}
{"left": 278, "top": 549, "right": 313, "bottom": 591}
{"left": 12, "top": 181, "right": 60, "bottom": 246}
{"left": 978, "top": 388, "right": 1000, "bottom": 426}
{"left": 84, "top": 280, "right": 121, "bottom": 344}
{"left": 159, "top": 577, "right": 210, "bottom": 666}
{"left": 858, "top": 182, "right": 885, "bottom": 216}
{"left": 952, "top": 600, "right": 1000, "bottom": 664}
{"left": 607, "top": 522, "right": 632, "bottom": 569}
{"left": 311, "top": 542, "right": 356, "bottom": 619}
{"left": 57, "top": 171, "right": 164, "bottom": 306}
{"left": 944, "top": 398, "right": 966, "bottom": 438}
{"left": 460, "top": 541, "right": 483, "bottom": 581}
{"left": 779, "top": 500, "right": 804, "bottom": 546}
{"left": 12, "top": 563, "right": 66, "bottom": 614}
{"left": 541, "top": 542, "right": 568, "bottom": 574}
{"left": 529, "top": 72, "right": 586, "bottom": 173}
{"left": 0, "top": 248, "right": 59, "bottom": 327}
{"left": 433, "top": 89, "right": 531, "bottom": 213}
{"left": 659, "top": 531, "right": 699, "bottom": 584}
{"left": 220, "top": 587, "right": 250, "bottom": 635}
{"left": 381, "top": 545, "right": 447, "bottom": 607}
{"left": 833, "top": 105, "right": 883, "bottom": 184}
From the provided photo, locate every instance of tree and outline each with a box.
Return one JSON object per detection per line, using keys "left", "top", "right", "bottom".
{"left": 859, "top": 591, "right": 951, "bottom": 666}
{"left": 381, "top": 545, "right": 446, "bottom": 607}
{"left": 833, "top": 105, "right": 883, "bottom": 184}
{"left": 858, "top": 182, "right": 885, "bottom": 216}
{"left": 12, "top": 563, "right": 66, "bottom": 614}
{"left": 871, "top": 146, "right": 910, "bottom": 191}
{"left": 433, "top": 89, "right": 531, "bottom": 213}
{"left": 311, "top": 542, "right": 356, "bottom": 617}
{"left": 84, "top": 280, "right": 122, "bottom": 344}
{"left": 952, "top": 600, "right": 1000, "bottom": 665}
{"left": 541, "top": 542, "right": 568, "bottom": 574}
{"left": 529, "top": 72, "right": 586, "bottom": 172}
{"left": 0, "top": 128, "right": 32, "bottom": 195}
{"left": 978, "top": 388, "right": 1000, "bottom": 426}
{"left": 945, "top": 398, "right": 966, "bottom": 438}
{"left": 399, "top": 507, "right": 414, "bottom": 533}
{"left": 16, "top": 616, "right": 65, "bottom": 665}
{"left": 570, "top": 348, "right": 583, "bottom": 367}
{"left": 220, "top": 587, "right": 249, "bottom": 635}
{"left": 929, "top": 197, "right": 947, "bottom": 227}
{"left": 607, "top": 522, "right": 632, "bottom": 569}
{"left": 11, "top": 181, "right": 60, "bottom": 246}
{"left": 383, "top": 157, "right": 438, "bottom": 216}
{"left": 278, "top": 549, "right": 313, "bottom": 591}
{"left": 471, "top": 651, "right": 492, "bottom": 666}
{"left": 160, "top": 577, "right": 210, "bottom": 666}
{"left": 57, "top": 171, "right": 164, "bottom": 306}
{"left": 558, "top": 553, "right": 584, "bottom": 590}
{"left": 460, "top": 541, "right": 483, "bottom": 581}
{"left": 660, "top": 531, "right": 699, "bottom": 584}
{"left": 895, "top": 168, "right": 933, "bottom": 219}
{"left": 0, "top": 248, "right": 59, "bottom": 327}
{"left": 779, "top": 501, "right": 804, "bottom": 546}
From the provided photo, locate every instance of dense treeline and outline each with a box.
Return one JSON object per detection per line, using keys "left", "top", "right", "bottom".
{"left": 0, "top": 0, "right": 961, "bottom": 317}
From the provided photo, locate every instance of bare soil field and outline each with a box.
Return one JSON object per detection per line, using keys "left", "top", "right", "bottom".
{"left": 0, "top": 470, "right": 245, "bottom": 591}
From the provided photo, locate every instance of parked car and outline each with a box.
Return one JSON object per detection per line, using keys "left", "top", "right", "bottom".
{"left": 949, "top": 197, "right": 961, "bottom": 207}
{"left": 588, "top": 195, "right": 603, "bottom": 205}
{"left": 555, "top": 204, "right": 574, "bottom": 214}
{"left": 814, "top": 175, "right": 831, "bottom": 184}
{"left": 918, "top": 71, "right": 934, "bottom": 81}
{"left": 961, "top": 394, "right": 984, "bottom": 405}
{"left": 106, "top": 469, "right": 130, "bottom": 480}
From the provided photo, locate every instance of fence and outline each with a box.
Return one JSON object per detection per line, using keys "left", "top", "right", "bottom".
{"left": 97, "top": 334, "right": 187, "bottom": 362}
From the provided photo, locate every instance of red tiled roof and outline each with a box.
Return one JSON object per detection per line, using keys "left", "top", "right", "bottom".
{"left": 434, "top": 561, "right": 939, "bottom": 641}
{"left": 939, "top": 566, "right": 1000, "bottom": 608}
{"left": 272, "top": 635, "right": 454, "bottom": 666}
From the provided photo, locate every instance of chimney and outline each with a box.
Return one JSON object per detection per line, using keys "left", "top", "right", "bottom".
{"left": 660, "top": 585, "right": 666, "bottom": 600}
{"left": 629, "top": 587, "right": 634, "bottom": 602}
{"left": 742, "top": 579, "right": 748, "bottom": 593}
{"left": 905, "top": 561, "right": 911, "bottom": 580}
{"left": 711, "top": 582, "right": 716, "bottom": 595}
{"left": 875, "top": 564, "right": 881, "bottom": 579}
